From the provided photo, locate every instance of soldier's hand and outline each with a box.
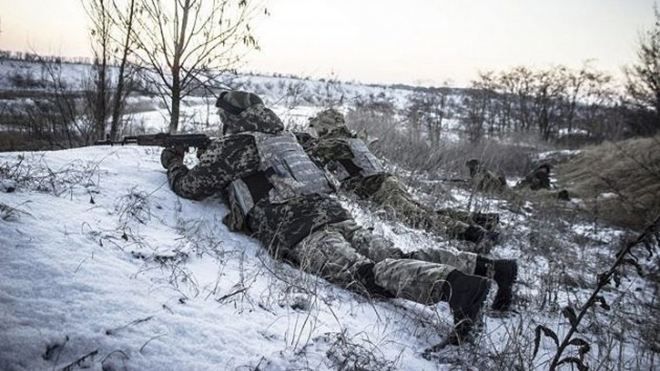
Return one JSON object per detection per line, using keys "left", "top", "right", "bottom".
{"left": 160, "top": 145, "right": 186, "bottom": 169}
{"left": 196, "top": 145, "right": 208, "bottom": 160}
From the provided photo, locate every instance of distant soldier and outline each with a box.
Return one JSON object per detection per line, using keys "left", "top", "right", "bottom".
{"left": 516, "top": 163, "right": 551, "bottom": 191}
{"left": 300, "top": 109, "right": 499, "bottom": 248}
{"left": 161, "top": 91, "right": 517, "bottom": 345}
{"left": 515, "top": 163, "right": 571, "bottom": 200}
{"left": 465, "top": 159, "right": 508, "bottom": 193}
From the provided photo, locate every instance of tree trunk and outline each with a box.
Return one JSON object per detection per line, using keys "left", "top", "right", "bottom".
{"left": 109, "top": 64, "right": 126, "bottom": 140}
{"left": 168, "top": 0, "right": 191, "bottom": 134}
{"left": 95, "top": 0, "right": 108, "bottom": 141}
{"left": 170, "top": 75, "right": 181, "bottom": 133}
{"left": 655, "top": 91, "right": 660, "bottom": 127}
{"left": 109, "top": 0, "right": 136, "bottom": 140}
{"left": 95, "top": 58, "right": 107, "bottom": 140}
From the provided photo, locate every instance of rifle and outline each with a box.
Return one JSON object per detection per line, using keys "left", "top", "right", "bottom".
{"left": 94, "top": 133, "right": 212, "bottom": 151}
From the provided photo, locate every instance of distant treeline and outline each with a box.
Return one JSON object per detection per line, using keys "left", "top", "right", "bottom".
{"left": 0, "top": 49, "right": 94, "bottom": 66}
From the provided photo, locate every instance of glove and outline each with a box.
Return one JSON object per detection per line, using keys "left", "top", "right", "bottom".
{"left": 462, "top": 225, "right": 486, "bottom": 244}
{"left": 160, "top": 146, "right": 186, "bottom": 169}
{"left": 196, "top": 145, "right": 208, "bottom": 160}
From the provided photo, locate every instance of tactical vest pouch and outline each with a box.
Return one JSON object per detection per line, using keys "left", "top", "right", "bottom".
{"left": 228, "top": 179, "right": 255, "bottom": 218}
{"left": 224, "top": 179, "right": 255, "bottom": 231}
{"left": 347, "top": 139, "right": 383, "bottom": 177}
{"left": 253, "top": 132, "right": 332, "bottom": 203}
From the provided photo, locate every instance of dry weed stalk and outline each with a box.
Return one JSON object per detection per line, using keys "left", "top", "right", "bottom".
{"left": 533, "top": 216, "right": 660, "bottom": 371}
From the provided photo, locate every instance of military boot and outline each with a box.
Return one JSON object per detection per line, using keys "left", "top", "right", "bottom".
{"left": 471, "top": 212, "right": 500, "bottom": 231}
{"left": 462, "top": 224, "right": 499, "bottom": 250}
{"left": 475, "top": 256, "right": 518, "bottom": 311}
{"left": 441, "top": 270, "right": 491, "bottom": 345}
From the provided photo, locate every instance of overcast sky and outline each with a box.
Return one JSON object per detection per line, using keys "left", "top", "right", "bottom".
{"left": 0, "top": 0, "right": 655, "bottom": 86}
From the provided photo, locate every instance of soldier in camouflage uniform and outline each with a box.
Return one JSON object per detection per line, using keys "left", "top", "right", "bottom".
{"left": 299, "top": 109, "right": 498, "bottom": 246}
{"left": 297, "top": 109, "right": 517, "bottom": 311}
{"left": 162, "top": 91, "right": 514, "bottom": 344}
{"left": 515, "top": 164, "right": 551, "bottom": 191}
{"left": 435, "top": 208, "right": 500, "bottom": 233}
{"left": 465, "top": 159, "right": 508, "bottom": 193}
{"left": 514, "top": 164, "right": 571, "bottom": 200}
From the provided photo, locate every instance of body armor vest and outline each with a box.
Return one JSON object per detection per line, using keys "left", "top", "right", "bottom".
{"left": 347, "top": 138, "right": 384, "bottom": 177}
{"left": 228, "top": 132, "right": 332, "bottom": 219}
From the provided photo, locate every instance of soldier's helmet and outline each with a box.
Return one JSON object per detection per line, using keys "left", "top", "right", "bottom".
{"left": 216, "top": 90, "right": 263, "bottom": 115}
{"left": 216, "top": 90, "right": 282, "bottom": 135}
{"left": 308, "top": 108, "right": 346, "bottom": 136}
{"left": 466, "top": 159, "right": 480, "bottom": 168}
{"left": 537, "top": 163, "right": 551, "bottom": 173}
{"left": 466, "top": 159, "right": 480, "bottom": 176}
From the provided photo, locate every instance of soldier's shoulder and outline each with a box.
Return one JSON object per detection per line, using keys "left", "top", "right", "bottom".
{"left": 210, "top": 133, "right": 257, "bottom": 149}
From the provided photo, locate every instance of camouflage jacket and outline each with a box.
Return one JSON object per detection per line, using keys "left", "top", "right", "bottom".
{"left": 299, "top": 127, "right": 390, "bottom": 195}
{"left": 516, "top": 167, "right": 550, "bottom": 190}
{"left": 166, "top": 104, "right": 287, "bottom": 199}
{"left": 301, "top": 126, "right": 360, "bottom": 165}
{"left": 167, "top": 105, "right": 350, "bottom": 254}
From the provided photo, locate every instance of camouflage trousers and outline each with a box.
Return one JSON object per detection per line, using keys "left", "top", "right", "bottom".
{"left": 289, "top": 220, "right": 477, "bottom": 304}
{"left": 470, "top": 169, "right": 507, "bottom": 193}
{"left": 436, "top": 208, "right": 500, "bottom": 232}
{"left": 363, "top": 175, "right": 472, "bottom": 239}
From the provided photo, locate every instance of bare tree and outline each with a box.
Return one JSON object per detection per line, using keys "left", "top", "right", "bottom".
{"left": 33, "top": 58, "right": 95, "bottom": 147}
{"left": 564, "top": 62, "right": 591, "bottom": 134}
{"left": 530, "top": 67, "right": 567, "bottom": 141}
{"left": 576, "top": 69, "right": 616, "bottom": 138}
{"left": 405, "top": 87, "right": 451, "bottom": 146}
{"left": 108, "top": 0, "right": 138, "bottom": 140}
{"left": 462, "top": 64, "right": 620, "bottom": 143}
{"left": 509, "top": 66, "right": 535, "bottom": 132}
{"left": 83, "top": 0, "right": 113, "bottom": 140}
{"left": 462, "top": 75, "right": 495, "bottom": 143}
{"left": 83, "top": 0, "right": 141, "bottom": 141}
{"left": 131, "top": 0, "right": 263, "bottom": 133}
{"left": 624, "top": 5, "right": 660, "bottom": 132}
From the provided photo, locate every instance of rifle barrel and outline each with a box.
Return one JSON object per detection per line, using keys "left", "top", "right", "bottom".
{"left": 94, "top": 133, "right": 211, "bottom": 147}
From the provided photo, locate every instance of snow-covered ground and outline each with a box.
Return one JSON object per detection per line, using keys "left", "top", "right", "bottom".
{"left": 0, "top": 147, "right": 459, "bottom": 370}
{"left": 1, "top": 57, "right": 657, "bottom": 370}
{"left": 1, "top": 145, "right": 656, "bottom": 370}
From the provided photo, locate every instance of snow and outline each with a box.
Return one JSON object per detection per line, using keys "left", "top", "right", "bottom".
{"left": 536, "top": 149, "right": 581, "bottom": 162}
{"left": 1, "top": 144, "right": 656, "bottom": 370}
{"left": 571, "top": 222, "right": 623, "bottom": 244}
{"left": 1, "top": 59, "right": 657, "bottom": 371}
{"left": 123, "top": 101, "right": 325, "bottom": 135}
{"left": 1, "top": 58, "right": 472, "bottom": 147}
{"left": 0, "top": 147, "right": 454, "bottom": 370}
{"left": 598, "top": 192, "right": 617, "bottom": 200}
{"left": 0, "top": 59, "right": 414, "bottom": 112}
{"left": 557, "top": 128, "right": 589, "bottom": 137}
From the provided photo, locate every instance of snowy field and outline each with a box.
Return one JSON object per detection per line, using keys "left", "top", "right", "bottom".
{"left": 0, "top": 58, "right": 475, "bottom": 145}
{"left": 0, "top": 147, "right": 462, "bottom": 370}
{"left": 0, "top": 58, "right": 657, "bottom": 370}
{"left": 1, "top": 145, "right": 656, "bottom": 370}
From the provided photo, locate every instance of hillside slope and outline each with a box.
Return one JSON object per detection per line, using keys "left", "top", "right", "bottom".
{"left": 558, "top": 135, "right": 660, "bottom": 229}
{"left": 0, "top": 146, "right": 452, "bottom": 370}
{"left": 0, "top": 145, "right": 657, "bottom": 370}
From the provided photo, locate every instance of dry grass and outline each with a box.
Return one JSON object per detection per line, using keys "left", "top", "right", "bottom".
{"left": 345, "top": 108, "right": 544, "bottom": 179}
{"left": 558, "top": 135, "right": 660, "bottom": 229}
